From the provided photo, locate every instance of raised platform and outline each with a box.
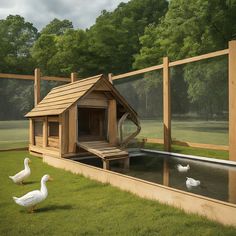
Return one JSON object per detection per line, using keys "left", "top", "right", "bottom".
{"left": 77, "top": 140, "right": 129, "bottom": 169}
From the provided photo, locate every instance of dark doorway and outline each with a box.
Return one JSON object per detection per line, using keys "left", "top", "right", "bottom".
{"left": 77, "top": 107, "right": 107, "bottom": 141}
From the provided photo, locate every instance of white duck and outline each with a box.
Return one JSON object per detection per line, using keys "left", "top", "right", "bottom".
{"left": 177, "top": 164, "right": 190, "bottom": 172}
{"left": 9, "top": 158, "right": 31, "bottom": 184}
{"left": 13, "top": 174, "right": 53, "bottom": 213}
{"left": 186, "top": 177, "right": 200, "bottom": 189}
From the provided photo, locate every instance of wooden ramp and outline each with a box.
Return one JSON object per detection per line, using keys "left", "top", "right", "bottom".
{"left": 77, "top": 140, "right": 129, "bottom": 170}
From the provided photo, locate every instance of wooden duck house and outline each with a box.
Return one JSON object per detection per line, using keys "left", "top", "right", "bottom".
{"left": 25, "top": 74, "right": 140, "bottom": 169}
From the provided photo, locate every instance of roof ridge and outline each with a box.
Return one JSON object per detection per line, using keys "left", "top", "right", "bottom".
{"left": 51, "top": 74, "right": 103, "bottom": 91}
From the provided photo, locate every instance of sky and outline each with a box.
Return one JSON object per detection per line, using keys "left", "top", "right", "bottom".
{"left": 0, "top": 0, "right": 130, "bottom": 30}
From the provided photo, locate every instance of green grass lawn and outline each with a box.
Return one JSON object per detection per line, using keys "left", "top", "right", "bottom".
{"left": 134, "top": 119, "right": 228, "bottom": 145}
{"left": 144, "top": 143, "right": 229, "bottom": 160}
{"left": 0, "top": 151, "right": 236, "bottom": 236}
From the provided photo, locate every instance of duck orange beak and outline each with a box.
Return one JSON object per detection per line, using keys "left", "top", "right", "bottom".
{"left": 29, "top": 160, "right": 32, "bottom": 163}
{"left": 48, "top": 176, "right": 53, "bottom": 181}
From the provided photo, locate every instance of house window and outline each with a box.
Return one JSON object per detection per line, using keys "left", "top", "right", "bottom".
{"left": 34, "top": 120, "right": 43, "bottom": 136}
{"left": 49, "top": 122, "right": 59, "bottom": 137}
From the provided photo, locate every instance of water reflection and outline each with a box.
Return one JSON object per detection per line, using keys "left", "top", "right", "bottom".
{"left": 78, "top": 154, "right": 236, "bottom": 204}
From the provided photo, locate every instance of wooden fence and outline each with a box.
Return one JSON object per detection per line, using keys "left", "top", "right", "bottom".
{"left": 110, "top": 41, "right": 236, "bottom": 162}
{"left": 0, "top": 41, "right": 235, "bottom": 162}
{"left": 0, "top": 69, "right": 77, "bottom": 106}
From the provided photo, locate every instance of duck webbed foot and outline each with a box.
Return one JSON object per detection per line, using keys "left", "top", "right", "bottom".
{"left": 28, "top": 206, "right": 36, "bottom": 213}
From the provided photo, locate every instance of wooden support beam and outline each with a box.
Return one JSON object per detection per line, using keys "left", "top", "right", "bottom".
{"left": 163, "top": 160, "right": 169, "bottom": 186}
{"left": 59, "top": 114, "right": 64, "bottom": 157}
{"left": 108, "top": 73, "right": 113, "bottom": 84}
{"left": 71, "top": 72, "right": 77, "bottom": 83}
{"left": 43, "top": 117, "right": 48, "bottom": 147}
{"left": 34, "top": 68, "right": 41, "bottom": 106}
{"left": 229, "top": 40, "right": 236, "bottom": 162}
{"left": 124, "top": 157, "right": 130, "bottom": 170}
{"left": 103, "top": 160, "right": 110, "bottom": 170}
{"left": 229, "top": 170, "right": 236, "bottom": 204}
{"left": 163, "top": 57, "right": 171, "bottom": 151}
{"left": 69, "top": 106, "right": 76, "bottom": 153}
{"left": 29, "top": 119, "right": 34, "bottom": 145}
{"left": 108, "top": 99, "right": 117, "bottom": 145}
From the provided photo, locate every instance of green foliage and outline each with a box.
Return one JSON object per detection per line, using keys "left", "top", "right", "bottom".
{"left": 31, "top": 34, "right": 57, "bottom": 75}
{"left": 86, "top": 0, "right": 168, "bottom": 75}
{"left": 0, "top": 151, "right": 235, "bottom": 235}
{"left": 134, "top": 0, "right": 235, "bottom": 118}
{"left": 135, "top": 0, "right": 236, "bottom": 66}
{"left": 1, "top": 0, "right": 236, "bottom": 121}
{"left": 0, "top": 15, "right": 38, "bottom": 120}
{"left": 50, "top": 29, "right": 89, "bottom": 77}
{"left": 40, "top": 18, "right": 73, "bottom": 35}
{"left": 0, "top": 15, "right": 38, "bottom": 73}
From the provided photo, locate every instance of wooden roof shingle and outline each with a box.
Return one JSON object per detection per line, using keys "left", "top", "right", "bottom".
{"left": 25, "top": 74, "right": 103, "bottom": 117}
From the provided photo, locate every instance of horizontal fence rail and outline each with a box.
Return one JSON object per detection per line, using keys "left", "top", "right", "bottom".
{"left": 0, "top": 73, "right": 70, "bottom": 82}
{"left": 169, "top": 49, "right": 229, "bottom": 67}
{"left": 112, "top": 64, "right": 163, "bottom": 80}
{"left": 112, "top": 49, "right": 229, "bottom": 80}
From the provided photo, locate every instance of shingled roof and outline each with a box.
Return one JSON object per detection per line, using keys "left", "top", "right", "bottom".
{"left": 25, "top": 74, "right": 103, "bottom": 117}
{"left": 25, "top": 74, "right": 138, "bottom": 121}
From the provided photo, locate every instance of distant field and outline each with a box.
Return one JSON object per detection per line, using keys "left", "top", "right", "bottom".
{"left": 125, "top": 119, "right": 228, "bottom": 145}
{"left": 0, "top": 120, "right": 28, "bottom": 149}
{"left": 0, "top": 119, "right": 228, "bottom": 150}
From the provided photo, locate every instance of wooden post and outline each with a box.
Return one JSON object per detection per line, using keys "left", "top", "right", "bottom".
{"left": 68, "top": 106, "right": 76, "bottom": 153}
{"left": 163, "top": 160, "right": 169, "bottom": 186}
{"left": 124, "top": 157, "right": 130, "bottom": 170}
{"left": 103, "top": 160, "right": 110, "bottom": 170}
{"left": 59, "top": 114, "right": 64, "bottom": 157}
{"left": 71, "top": 72, "right": 77, "bottom": 83}
{"left": 108, "top": 99, "right": 117, "bottom": 145}
{"left": 229, "top": 170, "right": 236, "bottom": 204}
{"left": 108, "top": 73, "right": 113, "bottom": 84}
{"left": 29, "top": 119, "right": 34, "bottom": 145}
{"left": 163, "top": 57, "right": 171, "bottom": 151}
{"left": 229, "top": 40, "right": 236, "bottom": 162}
{"left": 34, "top": 68, "right": 41, "bottom": 106}
{"left": 43, "top": 117, "right": 48, "bottom": 147}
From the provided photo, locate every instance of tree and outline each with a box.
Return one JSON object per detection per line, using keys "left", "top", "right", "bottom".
{"left": 31, "top": 34, "right": 57, "bottom": 75}
{"left": 48, "top": 29, "right": 89, "bottom": 77}
{"left": 134, "top": 0, "right": 236, "bottom": 118}
{"left": 0, "top": 15, "right": 38, "bottom": 73}
{"left": 40, "top": 18, "right": 73, "bottom": 35}
{"left": 86, "top": 0, "right": 168, "bottom": 75}
{"left": 0, "top": 15, "right": 38, "bottom": 120}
